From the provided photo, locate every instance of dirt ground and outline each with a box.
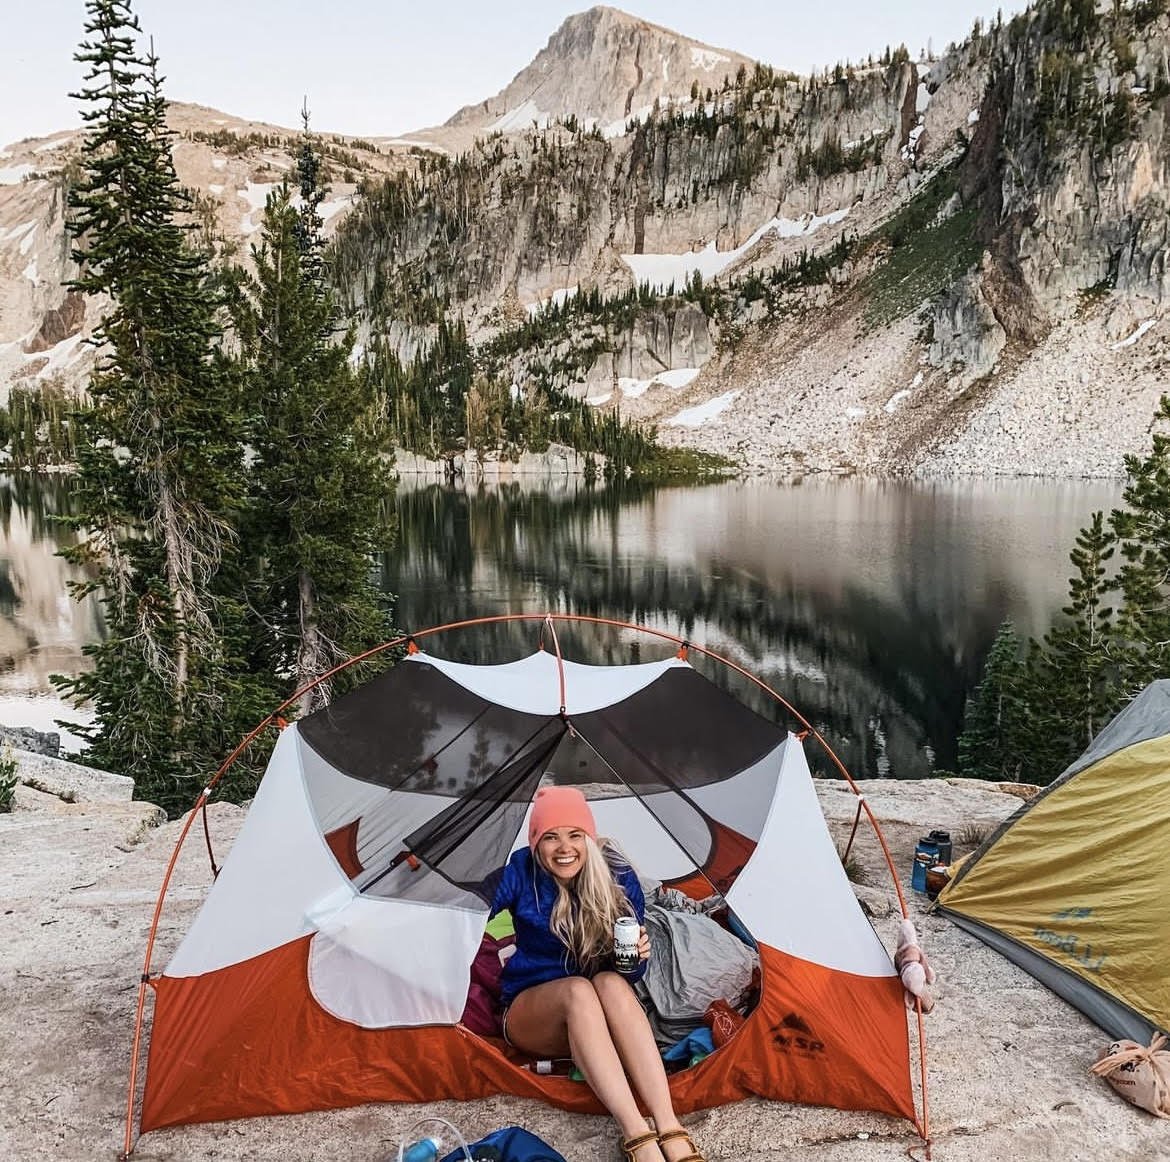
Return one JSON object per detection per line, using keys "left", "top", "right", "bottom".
{"left": 1, "top": 774, "right": 1164, "bottom": 1162}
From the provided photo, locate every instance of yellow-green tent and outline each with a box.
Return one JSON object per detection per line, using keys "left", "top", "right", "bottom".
{"left": 938, "top": 681, "right": 1170, "bottom": 1042}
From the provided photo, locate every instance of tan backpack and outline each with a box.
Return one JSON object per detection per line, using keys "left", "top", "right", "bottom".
{"left": 1090, "top": 1033, "right": 1170, "bottom": 1118}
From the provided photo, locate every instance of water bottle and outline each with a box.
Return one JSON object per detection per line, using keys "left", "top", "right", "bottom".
{"left": 928, "top": 829, "right": 952, "bottom": 866}
{"left": 911, "top": 834, "right": 940, "bottom": 892}
{"left": 400, "top": 1138, "right": 442, "bottom": 1162}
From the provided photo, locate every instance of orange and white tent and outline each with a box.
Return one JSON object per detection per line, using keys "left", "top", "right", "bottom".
{"left": 127, "top": 623, "right": 927, "bottom": 1151}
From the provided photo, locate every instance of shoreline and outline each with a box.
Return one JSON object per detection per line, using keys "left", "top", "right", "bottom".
{"left": 0, "top": 452, "right": 1135, "bottom": 488}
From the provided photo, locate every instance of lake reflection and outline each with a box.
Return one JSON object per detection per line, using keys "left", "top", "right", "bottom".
{"left": 0, "top": 475, "right": 102, "bottom": 747}
{"left": 388, "top": 476, "right": 1122, "bottom": 778}
{"left": 0, "top": 472, "right": 1123, "bottom": 776}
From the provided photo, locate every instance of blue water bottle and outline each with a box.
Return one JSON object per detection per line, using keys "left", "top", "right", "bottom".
{"left": 400, "top": 1138, "right": 441, "bottom": 1162}
{"left": 911, "top": 834, "right": 940, "bottom": 892}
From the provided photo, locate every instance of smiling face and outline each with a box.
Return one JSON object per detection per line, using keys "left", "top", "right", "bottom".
{"left": 536, "top": 826, "right": 589, "bottom": 882}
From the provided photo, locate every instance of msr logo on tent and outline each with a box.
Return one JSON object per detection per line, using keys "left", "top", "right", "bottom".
{"left": 770, "top": 1012, "right": 826, "bottom": 1057}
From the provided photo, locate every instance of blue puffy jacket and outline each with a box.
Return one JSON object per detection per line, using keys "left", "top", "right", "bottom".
{"left": 490, "top": 846, "right": 646, "bottom": 1007}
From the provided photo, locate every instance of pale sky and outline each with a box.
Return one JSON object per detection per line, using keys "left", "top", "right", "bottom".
{"left": 3, "top": 1, "right": 1025, "bottom": 149}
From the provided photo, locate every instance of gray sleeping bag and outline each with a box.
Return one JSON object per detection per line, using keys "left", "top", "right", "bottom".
{"left": 636, "top": 903, "right": 759, "bottom": 1047}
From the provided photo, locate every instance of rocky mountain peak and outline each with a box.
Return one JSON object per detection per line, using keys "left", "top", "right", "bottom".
{"left": 440, "top": 4, "right": 753, "bottom": 137}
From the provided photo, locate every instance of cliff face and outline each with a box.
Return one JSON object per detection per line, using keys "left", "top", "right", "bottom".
{"left": 335, "top": 60, "right": 920, "bottom": 325}
{"left": 334, "top": 3, "right": 1170, "bottom": 478}
{"left": 0, "top": 102, "right": 403, "bottom": 407}
{"left": 0, "top": 160, "right": 90, "bottom": 397}
{"left": 3, "top": 3, "right": 1169, "bottom": 477}
{"left": 930, "top": 6, "right": 1170, "bottom": 363}
{"left": 914, "top": 2, "right": 1170, "bottom": 474}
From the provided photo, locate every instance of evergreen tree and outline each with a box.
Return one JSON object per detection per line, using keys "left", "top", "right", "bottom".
{"left": 1021, "top": 511, "right": 1119, "bottom": 777}
{"left": 228, "top": 123, "right": 393, "bottom": 714}
{"left": 963, "top": 400, "right": 1170, "bottom": 786}
{"left": 1111, "top": 395, "right": 1170, "bottom": 688}
{"left": 55, "top": 0, "right": 266, "bottom": 814}
{"left": 957, "top": 621, "right": 1027, "bottom": 779}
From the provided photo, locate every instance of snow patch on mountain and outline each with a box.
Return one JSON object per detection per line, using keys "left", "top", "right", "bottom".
{"left": 1111, "top": 319, "right": 1156, "bottom": 349}
{"left": 317, "top": 197, "right": 350, "bottom": 223}
{"left": 655, "top": 368, "right": 701, "bottom": 390}
{"left": 238, "top": 182, "right": 277, "bottom": 234}
{"left": 668, "top": 389, "right": 740, "bottom": 427}
{"left": 528, "top": 286, "right": 580, "bottom": 315}
{"left": 0, "top": 165, "right": 34, "bottom": 185}
{"left": 0, "top": 221, "right": 37, "bottom": 247}
{"left": 622, "top": 208, "right": 850, "bottom": 291}
{"left": 691, "top": 47, "right": 729, "bottom": 71}
{"left": 24, "top": 333, "right": 85, "bottom": 377}
{"left": 602, "top": 103, "right": 655, "bottom": 139}
{"left": 488, "top": 99, "right": 553, "bottom": 133}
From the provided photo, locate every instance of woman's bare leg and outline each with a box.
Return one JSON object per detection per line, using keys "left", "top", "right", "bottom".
{"left": 591, "top": 973, "right": 696, "bottom": 1162}
{"left": 505, "top": 977, "right": 665, "bottom": 1158}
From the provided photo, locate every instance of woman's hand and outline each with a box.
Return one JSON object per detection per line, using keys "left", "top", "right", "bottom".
{"left": 637, "top": 925, "right": 651, "bottom": 961}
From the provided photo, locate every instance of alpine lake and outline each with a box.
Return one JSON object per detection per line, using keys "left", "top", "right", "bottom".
{"left": 0, "top": 471, "right": 1122, "bottom": 777}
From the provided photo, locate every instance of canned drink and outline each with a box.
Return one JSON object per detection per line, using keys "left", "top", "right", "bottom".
{"left": 613, "top": 915, "right": 640, "bottom": 974}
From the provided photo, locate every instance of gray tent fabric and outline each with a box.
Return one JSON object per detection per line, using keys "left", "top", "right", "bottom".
{"left": 638, "top": 904, "right": 759, "bottom": 1047}
{"left": 1057, "top": 679, "right": 1170, "bottom": 779}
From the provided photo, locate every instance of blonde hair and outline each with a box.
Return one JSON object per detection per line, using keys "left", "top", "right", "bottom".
{"left": 546, "top": 835, "right": 635, "bottom": 972}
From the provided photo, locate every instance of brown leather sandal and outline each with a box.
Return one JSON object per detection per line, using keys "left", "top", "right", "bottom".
{"left": 657, "top": 1127, "right": 706, "bottom": 1162}
{"left": 620, "top": 1130, "right": 662, "bottom": 1161}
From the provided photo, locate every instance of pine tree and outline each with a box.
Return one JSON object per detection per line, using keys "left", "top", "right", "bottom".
{"left": 228, "top": 120, "right": 393, "bottom": 714}
{"left": 55, "top": 0, "right": 266, "bottom": 814}
{"left": 1111, "top": 395, "right": 1170, "bottom": 688}
{"left": 957, "top": 621, "right": 1028, "bottom": 779}
{"left": 1021, "top": 512, "right": 1119, "bottom": 777}
{"left": 961, "top": 398, "right": 1170, "bottom": 785}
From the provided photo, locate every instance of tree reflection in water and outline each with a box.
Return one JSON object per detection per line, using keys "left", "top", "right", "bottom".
{"left": 0, "top": 473, "right": 1119, "bottom": 777}
{"left": 0, "top": 474, "right": 104, "bottom": 695}
{"left": 388, "top": 476, "right": 1121, "bottom": 779}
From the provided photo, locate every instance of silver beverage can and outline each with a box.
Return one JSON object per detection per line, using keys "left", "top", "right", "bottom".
{"left": 613, "top": 915, "right": 640, "bottom": 974}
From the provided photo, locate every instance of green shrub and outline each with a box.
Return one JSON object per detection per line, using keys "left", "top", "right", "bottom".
{"left": 0, "top": 746, "right": 18, "bottom": 813}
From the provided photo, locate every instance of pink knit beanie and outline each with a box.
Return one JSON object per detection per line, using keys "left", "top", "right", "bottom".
{"left": 527, "top": 786, "right": 597, "bottom": 850}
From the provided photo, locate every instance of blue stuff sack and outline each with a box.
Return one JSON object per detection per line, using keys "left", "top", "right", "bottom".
{"left": 440, "top": 1126, "right": 567, "bottom": 1162}
{"left": 661, "top": 1026, "right": 715, "bottom": 1064}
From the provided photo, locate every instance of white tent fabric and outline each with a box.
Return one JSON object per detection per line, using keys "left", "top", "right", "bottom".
{"left": 690, "top": 746, "right": 787, "bottom": 836}
{"left": 167, "top": 727, "right": 337, "bottom": 977}
{"left": 299, "top": 735, "right": 472, "bottom": 895}
{"left": 167, "top": 724, "right": 491, "bottom": 1022}
{"left": 413, "top": 649, "right": 687, "bottom": 715}
{"left": 727, "top": 738, "right": 894, "bottom": 977}
{"left": 307, "top": 895, "right": 486, "bottom": 1026}
{"left": 503, "top": 743, "right": 788, "bottom": 877}
{"left": 589, "top": 795, "right": 702, "bottom": 880}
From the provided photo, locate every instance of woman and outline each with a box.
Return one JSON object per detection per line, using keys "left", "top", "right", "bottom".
{"left": 490, "top": 786, "right": 705, "bottom": 1162}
